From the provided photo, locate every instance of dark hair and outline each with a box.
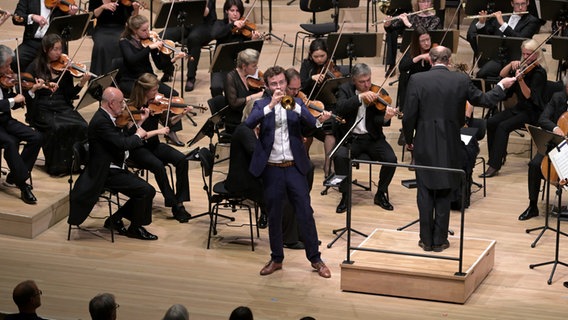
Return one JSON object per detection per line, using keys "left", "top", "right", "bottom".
{"left": 223, "top": 0, "right": 245, "bottom": 19}
{"left": 308, "top": 38, "right": 328, "bottom": 56}
{"left": 12, "top": 280, "right": 37, "bottom": 308}
{"left": 33, "top": 34, "right": 62, "bottom": 81}
{"left": 285, "top": 67, "right": 301, "bottom": 83}
{"left": 89, "top": 293, "right": 116, "bottom": 320}
{"left": 410, "top": 26, "right": 430, "bottom": 58}
{"left": 229, "top": 306, "right": 253, "bottom": 320}
{"left": 263, "top": 66, "right": 286, "bottom": 84}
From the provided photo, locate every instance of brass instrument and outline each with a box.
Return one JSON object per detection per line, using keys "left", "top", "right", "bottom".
{"left": 281, "top": 95, "right": 295, "bottom": 110}
{"left": 378, "top": 0, "right": 391, "bottom": 15}
{"left": 464, "top": 11, "right": 528, "bottom": 20}
{"left": 373, "top": 7, "right": 434, "bottom": 25}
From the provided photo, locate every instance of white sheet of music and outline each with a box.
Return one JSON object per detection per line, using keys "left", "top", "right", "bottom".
{"left": 548, "top": 140, "right": 568, "bottom": 190}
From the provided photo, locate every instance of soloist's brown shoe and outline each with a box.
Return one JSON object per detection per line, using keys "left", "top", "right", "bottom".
{"left": 311, "top": 261, "right": 331, "bottom": 278}
{"left": 259, "top": 260, "right": 282, "bottom": 276}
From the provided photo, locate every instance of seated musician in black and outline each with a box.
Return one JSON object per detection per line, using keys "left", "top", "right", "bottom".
{"left": 0, "top": 44, "right": 42, "bottom": 204}
{"left": 68, "top": 87, "right": 158, "bottom": 240}
{"left": 519, "top": 76, "right": 568, "bottom": 221}
{"left": 466, "top": 0, "right": 541, "bottom": 79}
{"left": 333, "top": 63, "right": 398, "bottom": 213}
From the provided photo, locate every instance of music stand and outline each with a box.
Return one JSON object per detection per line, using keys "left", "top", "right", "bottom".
{"left": 209, "top": 40, "right": 264, "bottom": 73}
{"left": 476, "top": 35, "right": 525, "bottom": 67}
{"left": 525, "top": 124, "right": 568, "bottom": 248}
{"left": 327, "top": 33, "right": 379, "bottom": 72}
{"left": 267, "top": 0, "right": 292, "bottom": 46}
{"left": 313, "top": 76, "right": 350, "bottom": 106}
{"left": 46, "top": 13, "right": 92, "bottom": 48}
{"left": 551, "top": 36, "right": 568, "bottom": 81}
{"left": 75, "top": 70, "right": 119, "bottom": 111}
{"left": 401, "top": 29, "right": 459, "bottom": 53}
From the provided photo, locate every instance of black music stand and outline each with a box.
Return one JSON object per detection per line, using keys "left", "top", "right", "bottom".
{"left": 475, "top": 35, "right": 525, "bottom": 71}
{"left": 75, "top": 69, "right": 119, "bottom": 111}
{"left": 209, "top": 40, "right": 264, "bottom": 73}
{"left": 327, "top": 33, "right": 378, "bottom": 72}
{"left": 528, "top": 128, "right": 568, "bottom": 284}
{"left": 326, "top": 116, "right": 368, "bottom": 248}
{"left": 46, "top": 13, "right": 92, "bottom": 48}
{"left": 154, "top": 1, "right": 206, "bottom": 97}
{"left": 541, "top": 1, "right": 568, "bottom": 80}
{"left": 267, "top": 0, "right": 292, "bottom": 46}
{"left": 401, "top": 29, "right": 459, "bottom": 53}
{"left": 525, "top": 125, "right": 568, "bottom": 248}
{"left": 551, "top": 37, "right": 568, "bottom": 81}
{"left": 186, "top": 106, "right": 235, "bottom": 222}
{"left": 313, "top": 76, "right": 350, "bottom": 108}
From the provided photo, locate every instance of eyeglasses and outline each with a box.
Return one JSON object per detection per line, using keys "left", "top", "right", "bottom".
{"left": 287, "top": 86, "right": 301, "bottom": 92}
{"left": 34, "top": 290, "right": 42, "bottom": 296}
{"left": 115, "top": 304, "right": 120, "bottom": 310}
{"left": 513, "top": 2, "right": 527, "bottom": 7}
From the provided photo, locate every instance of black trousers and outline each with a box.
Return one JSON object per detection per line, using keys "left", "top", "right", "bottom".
{"left": 417, "top": 178, "right": 452, "bottom": 247}
{"left": 0, "top": 119, "right": 43, "bottom": 187}
{"left": 106, "top": 168, "right": 155, "bottom": 227}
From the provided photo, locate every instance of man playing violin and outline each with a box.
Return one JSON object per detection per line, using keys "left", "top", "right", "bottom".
{"left": 12, "top": 0, "right": 79, "bottom": 72}
{"left": 246, "top": 66, "right": 332, "bottom": 278}
{"left": 0, "top": 44, "right": 42, "bottom": 205}
{"left": 519, "top": 75, "right": 568, "bottom": 221}
{"left": 333, "top": 63, "right": 398, "bottom": 214}
{"left": 481, "top": 39, "right": 547, "bottom": 178}
{"left": 466, "top": 0, "right": 541, "bottom": 79}
{"left": 125, "top": 73, "right": 193, "bottom": 223}
{"left": 69, "top": 86, "right": 159, "bottom": 241}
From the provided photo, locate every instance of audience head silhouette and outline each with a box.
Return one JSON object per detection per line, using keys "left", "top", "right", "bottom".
{"left": 229, "top": 306, "right": 253, "bottom": 320}
{"left": 11, "top": 280, "right": 42, "bottom": 314}
{"left": 162, "top": 304, "right": 189, "bottom": 320}
{"left": 89, "top": 293, "right": 118, "bottom": 320}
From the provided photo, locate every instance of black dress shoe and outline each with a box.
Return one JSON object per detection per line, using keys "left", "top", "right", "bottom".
{"left": 336, "top": 194, "right": 347, "bottom": 213}
{"left": 374, "top": 192, "right": 393, "bottom": 211}
{"left": 173, "top": 205, "right": 191, "bottom": 223}
{"left": 479, "top": 166, "right": 499, "bottom": 178}
{"left": 418, "top": 240, "right": 432, "bottom": 252}
{"left": 20, "top": 185, "right": 37, "bottom": 204}
{"left": 126, "top": 226, "right": 158, "bottom": 240}
{"left": 564, "top": 281, "right": 568, "bottom": 289}
{"left": 518, "top": 206, "right": 539, "bottom": 221}
{"left": 257, "top": 213, "right": 267, "bottom": 229}
{"left": 104, "top": 218, "right": 127, "bottom": 235}
{"left": 185, "top": 79, "right": 195, "bottom": 92}
{"left": 433, "top": 240, "right": 450, "bottom": 252}
{"left": 165, "top": 131, "right": 184, "bottom": 146}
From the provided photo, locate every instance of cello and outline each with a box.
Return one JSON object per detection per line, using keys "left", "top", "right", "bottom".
{"left": 541, "top": 112, "right": 568, "bottom": 184}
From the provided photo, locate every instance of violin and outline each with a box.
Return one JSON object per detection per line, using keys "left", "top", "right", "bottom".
{"left": 316, "top": 60, "right": 342, "bottom": 81}
{"left": 50, "top": 54, "right": 97, "bottom": 78}
{"left": 231, "top": 18, "right": 258, "bottom": 39}
{"left": 147, "top": 95, "right": 206, "bottom": 116}
{"left": 0, "top": 8, "right": 23, "bottom": 23}
{"left": 0, "top": 71, "right": 35, "bottom": 91}
{"left": 111, "top": 0, "right": 146, "bottom": 9}
{"left": 246, "top": 70, "right": 265, "bottom": 91}
{"left": 516, "top": 61, "right": 537, "bottom": 80}
{"left": 115, "top": 105, "right": 144, "bottom": 127}
{"left": 141, "top": 31, "right": 186, "bottom": 56}
{"left": 296, "top": 91, "right": 345, "bottom": 124}
{"left": 44, "top": 0, "right": 85, "bottom": 13}
{"left": 365, "top": 84, "right": 403, "bottom": 117}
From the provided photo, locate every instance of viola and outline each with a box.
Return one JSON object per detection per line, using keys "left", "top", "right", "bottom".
{"left": 296, "top": 91, "right": 345, "bottom": 124}
{"left": 246, "top": 70, "right": 265, "bottom": 91}
{"left": 141, "top": 31, "right": 186, "bottom": 56}
{"left": 316, "top": 60, "right": 342, "bottom": 81}
{"left": 231, "top": 18, "right": 258, "bottom": 39}
{"left": 50, "top": 54, "right": 98, "bottom": 78}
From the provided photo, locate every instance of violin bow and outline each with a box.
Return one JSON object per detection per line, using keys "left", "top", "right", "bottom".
{"left": 439, "top": 0, "right": 463, "bottom": 46}
{"left": 309, "top": 20, "right": 346, "bottom": 102}
{"left": 273, "top": 34, "right": 286, "bottom": 67}
{"left": 164, "top": 64, "right": 179, "bottom": 129}
{"left": 243, "top": 0, "right": 258, "bottom": 22}
{"left": 376, "top": 44, "right": 411, "bottom": 106}
{"left": 518, "top": 28, "right": 561, "bottom": 70}
{"left": 50, "top": 35, "right": 88, "bottom": 97}
{"left": 14, "top": 38, "right": 26, "bottom": 109}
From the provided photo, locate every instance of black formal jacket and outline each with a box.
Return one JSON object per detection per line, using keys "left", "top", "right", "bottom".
{"left": 403, "top": 66, "right": 506, "bottom": 190}
{"left": 467, "top": 13, "right": 541, "bottom": 53}
{"left": 538, "top": 91, "right": 568, "bottom": 131}
{"left": 334, "top": 81, "right": 391, "bottom": 141}
{"left": 14, "top": 0, "right": 69, "bottom": 40}
{"left": 0, "top": 87, "right": 16, "bottom": 124}
{"left": 68, "top": 108, "right": 144, "bottom": 226}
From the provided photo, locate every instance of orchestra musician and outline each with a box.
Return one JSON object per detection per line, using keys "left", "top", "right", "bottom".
{"left": 25, "top": 34, "right": 89, "bottom": 177}
{"left": 89, "top": 0, "right": 140, "bottom": 76}
{"left": 383, "top": 0, "right": 440, "bottom": 78}
{"left": 160, "top": 0, "right": 217, "bottom": 92}
{"left": 466, "top": 0, "right": 541, "bottom": 79}
{"left": 0, "top": 44, "right": 42, "bottom": 205}
{"left": 12, "top": 0, "right": 79, "bottom": 72}
{"left": 223, "top": 48, "right": 264, "bottom": 135}
{"left": 245, "top": 66, "right": 332, "bottom": 278}
{"left": 68, "top": 87, "right": 158, "bottom": 241}
{"left": 333, "top": 63, "right": 398, "bottom": 214}
{"left": 118, "top": 14, "right": 187, "bottom": 146}
{"left": 126, "top": 73, "right": 193, "bottom": 223}
{"left": 518, "top": 75, "right": 568, "bottom": 221}
{"left": 402, "top": 46, "right": 516, "bottom": 252}
{"left": 210, "top": 0, "right": 262, "bottom": 98}
{"left": 481, "top": 38, "right": 547, "bottom": 178}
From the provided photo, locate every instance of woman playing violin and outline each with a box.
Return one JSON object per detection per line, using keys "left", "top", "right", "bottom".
{"left": 89, "top": 0, "right": 140, "bottom": 76}
{"left": 481, "top": 38, "right": 547, "bottom": 178}
{"left": 397, "top": 26, "right": 433, "bottom": 115}
{"left": 223, "top": 48, "right": 264, "bottom": 134}
{"left": 119, "top": 15, "right": 187, "bottom": 145}
{"left": 210, "top": 0, "right": 262, "bottom": 97}
{"left": 25, "top": 34, "right": 89, "bottom": 176}
{"left": 126, "top": 73, "right": 192, "bottom": 223}
{"left": 299, "top": 39, "right": 344, "bottom": 95}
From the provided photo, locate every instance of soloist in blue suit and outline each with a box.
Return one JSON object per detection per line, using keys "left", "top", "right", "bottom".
{"left": 245, "top": 97, "right": 322, "bottom": 264}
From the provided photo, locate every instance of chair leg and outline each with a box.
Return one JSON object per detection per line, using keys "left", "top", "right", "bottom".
{"left": 67, "top": 224, "right": 72, "bottom": 240}
{"left": 107, "top": 197, "right": 114, "bottom": 243}
{"left": 248, "top": 206, "right": 254, "bottom": 251}
{"left": 207, "top": 203, "right": 216, "bottom": 249}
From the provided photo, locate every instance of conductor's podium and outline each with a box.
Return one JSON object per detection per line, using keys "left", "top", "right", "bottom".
{"left": 340, "top": 229, "right": 495, "bottom": 304}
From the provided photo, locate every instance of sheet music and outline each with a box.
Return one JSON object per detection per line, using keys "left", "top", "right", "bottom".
{"left": 548, "top": 140, "right": 568, "bottom": 190}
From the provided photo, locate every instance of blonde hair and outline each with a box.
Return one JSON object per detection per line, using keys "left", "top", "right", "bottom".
{"left": 121, "top": 15, "right": 148, "bottom": 38}
{"left": 521, "top": 38, "right": 546, "bottom": 71}
{"left": 236, "top": 49, "right": 259, "bottom": 69}
{"left": 130, "top": 73, "right": 159, "bottom": 108}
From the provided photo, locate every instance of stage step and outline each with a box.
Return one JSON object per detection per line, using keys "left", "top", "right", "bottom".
{"left": 340, "top": 228, "right": 495, "bottom": 304}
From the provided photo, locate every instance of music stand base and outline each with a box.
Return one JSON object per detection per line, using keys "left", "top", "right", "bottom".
{"left": 327, "top": 227, "right": 367, "bottom": 248}
{"left": 266, "top": 33, "right": 293, "bottom": 47}
{"left": 529, "top": 260, "right": 568, "bottom": 285}
{"left": 189, "top": 211, "right": 235, "bottom": 222}
{"left": 526, "top": 225, "right": 568, "bottom": 247}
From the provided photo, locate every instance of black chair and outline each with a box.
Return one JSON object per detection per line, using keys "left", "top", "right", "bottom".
{"left": 293, "top": 0, "right": 339, "bottom": 65}
{"left": 198, "top": 147, "right": 258, "bottom": 251}
{"left": 67, "top": 140, "right": 120, "bottom": 242}
{"left": 207, "top": 95, "right": 231, "bottom": 144}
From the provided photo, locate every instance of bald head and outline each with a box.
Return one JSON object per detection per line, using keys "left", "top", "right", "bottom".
{"left": 429, "top": 46, "right": 451, "bottom": 66}
{"left": 101, "top": 87, "right": 125, "bottom": 118}
{"left": 12, "top": 280, "right": 41, "bottom": 312}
